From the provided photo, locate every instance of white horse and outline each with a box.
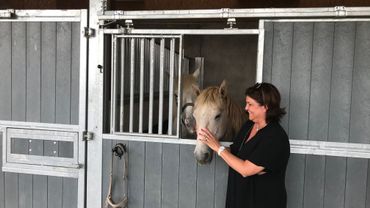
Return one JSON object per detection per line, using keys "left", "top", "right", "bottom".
{"left": 192, "top": 80, "right": 247, "bottom": 164}
{"left": 172, "top": 68, "right": 200, "bottom": 138}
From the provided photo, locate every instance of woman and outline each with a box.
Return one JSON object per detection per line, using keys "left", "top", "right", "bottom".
{"left": 198, "top": 82, "right": 290, "bottom": 208}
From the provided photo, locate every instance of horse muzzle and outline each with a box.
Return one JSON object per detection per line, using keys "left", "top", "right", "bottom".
{"left": 194, "top": 144, "right": 213, "bottom": 164}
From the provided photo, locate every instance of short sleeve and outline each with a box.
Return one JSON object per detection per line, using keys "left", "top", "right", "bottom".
{"left": 248, "top": 131, "right": 289, "bottom": 172}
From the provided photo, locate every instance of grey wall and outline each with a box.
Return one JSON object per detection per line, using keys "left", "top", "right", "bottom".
{"left": 0, "top": 21, "right": 80, "bottom": 208}
{"left": 263, "top": 21, "right": 370, "bottom": 208}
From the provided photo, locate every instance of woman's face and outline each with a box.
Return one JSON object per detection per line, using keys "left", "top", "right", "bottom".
{"left": 245, "top": 96, "right": 267, "bottom": 122}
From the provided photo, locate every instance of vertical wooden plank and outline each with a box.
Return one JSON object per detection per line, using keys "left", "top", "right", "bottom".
{"left": 289, "top": 22, "right": 313, "bottom": 141}
{"left": 33, "top": 176, "right": 47, "bottom": 208}
{"left": 112, "top": 140, "right": 127, "bottom": 204}
{"left": 325, "top": 156, "right": 346, "bottom": 208}
{"left": 18, "top": 22, "right": 41, "bottom": 208}
{"left": 144, "top": 143, "right": 162, "bottom": 208}
{"left": 41, "top": 22, "right": 56, "bottom": 123}
{"left": 41, "top": 22, "right": 58, "bottom": 160}
{"left": 178, "top": 145, "right": 196, "bottom": 208}
{"left": 356, "top": 22, "right": 370, "bottom": 208}
{"left": 325, "top": 22, "right": 356, "bottom": 208}
{"left": 349, "top": 21, "right": 370, "bottom": 144}
{"left": 55, "top": 22, "right": 72, "bottom": 125}
{"left": 214, "top": 154, "right": 228, "bottom": 208}
{"left": 345, "top": 158, "right": 367, "bottom": 208}
{"left": 0, "top": 23, "right": 12, "bottom": 121}
{"left": 128, "top": 141, "right": 145, "bottom": 208}
{"left": 48, "top": 176, "right": 63, "bottom": 208}
{"left": 286, "top": 22, "right": 314, "bottom": 208}
{"left": 328, "top": 22, "right": 355, "bottom": 143}
{"left": 9, "top": 21, "right": 28, "bottom": 208}
{"left": 196, "top": 154, "right": 215, "bottom": 208}
{"left": 62, "top": 178, "right": 78, "bottom": 208}
{"left": 345, "top": 22, "right": 370, "bottom": 208}
{"left": 101, "top": 139, "right": 112, "bottom": 207}
{"left": 262, "top": 22, "right": 273, "bottom": 82}
{"left": 304, "top": 22, "right": 334, "bottom": 208}
{"left": 70, "top": 22, "right": 80, "bottom": 125}
{"left": 308, "top": 22, "right": 334, "bottom": 142}
{"left": 303, "top": 155, "right": 325, "bottom": 208}
{"left": 0, "top": 22, "right": 11, "bottom": 208}
{"left": 162, "top": 144, "right": 179, "bottom": 208}
{"left": 31, "top": 23, "right": 57, "bottom": 208}
{"left": 18, "top": 174, "right": 32, "bottom": 208}
{"left": 286, "top": 154, "right": 305, "bottom": 208}
{"left": 28, "top": 23, "right": 47, "bottom": 206}
{"left": 0, "top": 135, "right": 3, "bottom": 208}
{"left": 26, "top": 22, "right": 41, "bottom": 122}
{"left": 47, "top": 21, "right": 69, "bottom": 208}
{"left": 366, "top": 160, "right": 370, "bottom": 208}
{"left": 27, "top": 22, "right": 44, "bottom": 158}
{"left": 270, "top": 22, "right": 293, "bottom": 130}
{"left": 4, "top": 173, "right": 18, "bottom": 208}
{"left": 55, "top": 22, "right": 77, "bottom": 208}
{"left": 11, "top": 22, "right": 27, "bottom": 122}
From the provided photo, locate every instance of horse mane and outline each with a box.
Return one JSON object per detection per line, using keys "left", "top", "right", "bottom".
{"left": 195, "top": 86, "right": 247, "bottom": 140}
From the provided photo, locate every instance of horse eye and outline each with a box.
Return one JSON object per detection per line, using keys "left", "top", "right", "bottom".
{"left": 215, "top": 114, "right": 221, "bottom": 120}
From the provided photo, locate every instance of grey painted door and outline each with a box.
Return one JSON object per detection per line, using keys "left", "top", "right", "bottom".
{"left": 0, "top": 10, "right": 87, "bottom": 208}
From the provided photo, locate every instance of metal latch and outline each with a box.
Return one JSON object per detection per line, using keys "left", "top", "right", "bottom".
{"left": 83, "top": 131, "right": 94, "bottom": 141}
{"left": 84, "top": 27, "right": 96, "bottom": 38}
{"left": 335, "top": 6, "right": 347, "bottom": 17}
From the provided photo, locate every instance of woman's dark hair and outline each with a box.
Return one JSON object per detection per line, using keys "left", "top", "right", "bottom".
{"left": 245, "top": 82, "right": 286, "bottom": 123}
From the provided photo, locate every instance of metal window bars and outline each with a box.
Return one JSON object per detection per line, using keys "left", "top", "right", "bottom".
{"left": 109, "top": 34, "right": 185, "bottom": 137}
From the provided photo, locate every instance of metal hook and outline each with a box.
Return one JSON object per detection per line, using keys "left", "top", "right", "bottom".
{"left": 112, "top": 143, "right": 127, "bottom": 159}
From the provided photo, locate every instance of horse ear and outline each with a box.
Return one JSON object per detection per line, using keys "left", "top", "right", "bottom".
{"left": 192, "top": 67, "right": 200, "bottom": 79}
{"left": 192, "top": 84, "right": 201, "bottom": 96}
{"left": 219, "top": 80, "right": 228, "bottom": 98}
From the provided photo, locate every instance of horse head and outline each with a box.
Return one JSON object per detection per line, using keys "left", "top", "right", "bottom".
{"left": 173, "top": 68, "right": 200, "bottom": 137}
{"left": 192, "top": 80, "right": 246, "bottom": 164}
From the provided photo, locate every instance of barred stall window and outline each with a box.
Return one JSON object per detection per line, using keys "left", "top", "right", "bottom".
{"left": 107, "top": 35, "right": 189, "bottom": 137}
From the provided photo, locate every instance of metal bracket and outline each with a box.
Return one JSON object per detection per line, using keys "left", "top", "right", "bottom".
{"left": 335, "top": 6, "right": 347, "bottom": 17}
{"left": 226, "top": 18, "right": 237, "bottom": 29}
{"left": 83, "top": 131, "right": 94, "bottom": 141}
{"left": 0, "top": 9, "right": 15, "bottom": 19}
{"left": 125, "top": 20, "right": 133, "bottom": 33}
{"left": 84, "top": 27, "right": 96, "bottom": 38}
{"left": 101, "top": 0, "right": 108, "bottom": 14}
{"left": 221, "top": 8, "right": 230, "bottom": 18}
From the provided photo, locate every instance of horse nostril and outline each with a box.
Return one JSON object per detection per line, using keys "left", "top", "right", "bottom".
{"left": 204, "top": 152, "right": 210, "bottom": 160}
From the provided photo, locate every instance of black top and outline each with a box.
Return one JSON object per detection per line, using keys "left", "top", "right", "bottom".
{"left": 225, "top": 120, "right": 290, "bottom": 208}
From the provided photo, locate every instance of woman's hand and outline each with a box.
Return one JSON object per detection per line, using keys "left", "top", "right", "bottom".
{"left": 198, "top": 128, "right": 221, "bottom": 152}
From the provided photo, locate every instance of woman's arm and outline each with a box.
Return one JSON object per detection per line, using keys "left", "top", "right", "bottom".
{"left": 199, "top": 128, "right": 264, "bottom": 177}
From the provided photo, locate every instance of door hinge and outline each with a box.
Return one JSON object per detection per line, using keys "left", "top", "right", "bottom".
{"left": 84, "top": 27, "right": 96, "bottom": 38}
{"left": 83, "top": 131, "right": 94, "bottom": 141}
